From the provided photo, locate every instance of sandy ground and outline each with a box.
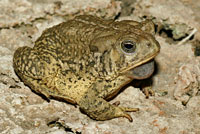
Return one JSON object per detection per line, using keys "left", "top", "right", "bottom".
{"left": 0, "top": 0, "right": 200, "bottom": 133}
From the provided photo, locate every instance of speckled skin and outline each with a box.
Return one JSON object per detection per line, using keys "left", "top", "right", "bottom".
{"left": 13, "top": 15, "right": 160, "bottom": 122}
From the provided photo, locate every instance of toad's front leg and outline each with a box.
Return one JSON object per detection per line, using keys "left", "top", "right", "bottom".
{"left": 78, "top": 90, "right": 139, "bottom": 122}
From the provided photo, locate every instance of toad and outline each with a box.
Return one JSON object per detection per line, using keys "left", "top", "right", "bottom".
{"left": 13, "top": 15, "right": 160, "bottom": 122}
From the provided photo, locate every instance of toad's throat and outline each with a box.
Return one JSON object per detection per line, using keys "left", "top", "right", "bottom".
{"left": 128, "top": 60, "right": 155, "bottom": 80}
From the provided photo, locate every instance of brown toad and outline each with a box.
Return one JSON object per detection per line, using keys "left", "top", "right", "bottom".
{"left": 13, "top": 15, "right": 160, "bottom": 122}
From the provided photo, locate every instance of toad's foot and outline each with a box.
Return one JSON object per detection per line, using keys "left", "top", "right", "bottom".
{"left": 79, "top": 93, "right": 139, "bottom": 122}
{"left": 112, "top": 101, "right": 139, "bottom": 122}
{"left": 143, "top": 86, "right": 155, "bottom": 98}
{"left": 117, "top": 106, "right": 139, "bottom": 122}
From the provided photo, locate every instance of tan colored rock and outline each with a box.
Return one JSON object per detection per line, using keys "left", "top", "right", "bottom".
{"left": 1, "top": 0, "right": 200, "bottom": 133}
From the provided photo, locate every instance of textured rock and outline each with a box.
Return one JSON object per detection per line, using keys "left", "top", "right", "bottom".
{"left": 0, "top": 0, "right": 121, "bottom": 28}
{"left": 133, "top": 0, "right": 200, "bottom": 39}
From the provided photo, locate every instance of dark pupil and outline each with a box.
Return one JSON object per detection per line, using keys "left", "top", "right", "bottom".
{"left": 124, "top": 43, "right": 133, "bottom": 49}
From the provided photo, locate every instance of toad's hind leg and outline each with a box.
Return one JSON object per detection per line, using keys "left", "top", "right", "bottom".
{"left": 13, "top": 46, "right": 44, "bottom": 78}
{"left": 13, "top": 46, "right": 51, "bottom": 97}
{"left": 78, "top": 90, "right": 139, "bottom": 122}
{"left": 13, "top": 46, "right": 76, "bottom": 104}
{"left": 13, "top": 46, "right": 58, "bottom": 98}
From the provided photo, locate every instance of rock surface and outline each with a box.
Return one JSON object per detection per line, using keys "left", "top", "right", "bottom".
{"left": 1, "top": 0, "right": 200, "bottom": 133}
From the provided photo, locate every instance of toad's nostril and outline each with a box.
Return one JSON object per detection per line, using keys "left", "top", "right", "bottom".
{"left": 147, "top": 42, "right": 151, "bottom": 47}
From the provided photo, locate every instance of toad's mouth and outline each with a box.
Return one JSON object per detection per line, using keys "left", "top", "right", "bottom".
{"left": 127, "top": 60, "right": 155, "bottom": 80}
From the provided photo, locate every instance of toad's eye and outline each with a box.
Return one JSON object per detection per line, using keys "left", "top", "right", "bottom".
{"left": 121, "top": 40, "right": 136, "bottom": 54}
